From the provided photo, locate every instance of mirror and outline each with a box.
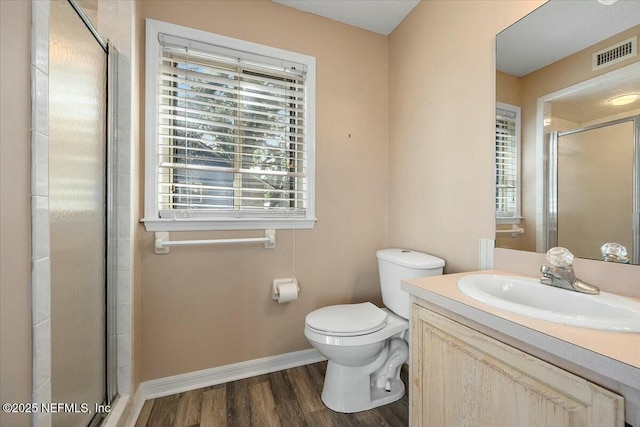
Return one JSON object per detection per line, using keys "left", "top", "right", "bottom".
{"left": 495, "top": 0, "right": 640, "bottom": 264}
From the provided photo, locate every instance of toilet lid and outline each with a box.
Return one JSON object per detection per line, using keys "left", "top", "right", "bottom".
{"left": 305, "top": 302, "right": 387, "bottom": 336}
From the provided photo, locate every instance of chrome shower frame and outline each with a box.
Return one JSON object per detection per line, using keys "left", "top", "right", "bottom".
{"left": 547, "top": 115, "right": 640, "bottom": 264}
{"left": 67, "top": 0, "right": 119, "bottom": 424}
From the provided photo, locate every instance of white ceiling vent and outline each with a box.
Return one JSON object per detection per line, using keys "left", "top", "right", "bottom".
{"left": 592, "top": 36, "right": 637, "bottom": 71}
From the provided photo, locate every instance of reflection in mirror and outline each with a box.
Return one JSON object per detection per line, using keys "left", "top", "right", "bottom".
{"left": 495, "top": 0, "right": 640, "bottom": 264}
{"left": 549, "top": 117, "right": 637, "bottom": 262}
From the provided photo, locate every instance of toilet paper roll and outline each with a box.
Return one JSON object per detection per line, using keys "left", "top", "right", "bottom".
{"left": 275, "top": 281, "right": 299, "bottom": 304}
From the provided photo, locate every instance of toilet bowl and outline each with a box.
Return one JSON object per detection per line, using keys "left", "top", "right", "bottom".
{"left": 304, "top": 304, "right": 409, "bottom": 413}
{"left": 304, "top": 248, "right": 445, "bottom": 413}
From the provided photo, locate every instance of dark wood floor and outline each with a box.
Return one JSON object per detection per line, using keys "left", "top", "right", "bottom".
{"left": 135, "top": 361, "right": 409, "bottom": 427}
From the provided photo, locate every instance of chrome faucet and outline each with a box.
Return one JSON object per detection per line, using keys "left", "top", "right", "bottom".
{"left": 540, "top": 265, "right": 600, "bottom": 294}
{"left": 601, "top": 242, "right": 630, "bottom": 264}
{"left": 540, "top": 247, "right": 600, "bottom": 295}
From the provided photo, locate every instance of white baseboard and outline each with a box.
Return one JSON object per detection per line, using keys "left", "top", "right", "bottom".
{"left": 143, "top": 348, "right": 325, "bottom": 400}
{"left": 126, "top": 385, "right": 146, "bottom": 427}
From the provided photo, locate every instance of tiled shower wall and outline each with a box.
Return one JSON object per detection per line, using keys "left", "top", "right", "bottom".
{"left": 30, "top": 2, "right": 51, "bottom": 426}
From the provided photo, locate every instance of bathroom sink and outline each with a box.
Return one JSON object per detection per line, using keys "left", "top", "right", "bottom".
{"left": 457, "top": 274, "right": 640, "bottom": 332}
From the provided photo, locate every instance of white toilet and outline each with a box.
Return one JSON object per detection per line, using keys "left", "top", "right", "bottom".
{"left": 304, "top": 248, "right": 445, "bottom": 413}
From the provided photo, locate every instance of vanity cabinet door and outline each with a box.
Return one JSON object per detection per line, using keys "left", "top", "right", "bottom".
{"left": 410, "top": 304, "right": 624, "bottom": 427}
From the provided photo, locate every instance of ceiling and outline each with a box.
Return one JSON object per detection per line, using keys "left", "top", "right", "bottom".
{"left": 497, "top": 0, "right": 640, "bottom": 77}
{"left": 550, "top": 71, "right": 640, "bottom": 123}
{"left": 272, "top": 0, "right": 420, "bottom": 35}
{"left": 497, "top": 0, "right": 640, "bottom": 124}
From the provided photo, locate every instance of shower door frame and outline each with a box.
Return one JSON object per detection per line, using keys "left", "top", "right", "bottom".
{"left": 546, "top": 115, "right": 640, "bottom": 264}
{"left": 66, "top": 0, "right": 119, "bottom": 421}
{"left": 30, "top": 1, "right": 119, "bottom": 425}
{"left": 66, "top": 0, "right": 119, "bottom": 409}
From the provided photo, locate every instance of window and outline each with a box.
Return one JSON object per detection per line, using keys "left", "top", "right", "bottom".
{"left": 142, "top": 20, "right": 316, "bottom": 231}
{"left": 495, "top": 102, "right": 521, "bottom": 224}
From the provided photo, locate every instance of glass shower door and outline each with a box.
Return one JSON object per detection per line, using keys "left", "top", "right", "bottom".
{"left": 49, "top": 1, "right": 108, "bottom": 426}
{"left": 549, "top": 118, "right": 638, "bottom": 262}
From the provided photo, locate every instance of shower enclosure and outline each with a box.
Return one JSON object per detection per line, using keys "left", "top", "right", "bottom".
{"left": 49, "top": 1, "right": 117, "bottom": 426}
{"left": 547, "top": 115, "right": 640, "bottom": 264}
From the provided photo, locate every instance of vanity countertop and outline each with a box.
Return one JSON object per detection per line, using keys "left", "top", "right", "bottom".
{"left": 401, "top": 270, "right": 640, "bottom": 390}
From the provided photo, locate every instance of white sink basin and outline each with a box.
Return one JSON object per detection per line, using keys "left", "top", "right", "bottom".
{"left": 457, "top": 274, "right": 640, "bottom": 332}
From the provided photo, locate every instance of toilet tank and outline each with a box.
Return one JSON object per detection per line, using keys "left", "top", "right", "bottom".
{"left": 376, "top": 248, "right": 445, "bottom": 319}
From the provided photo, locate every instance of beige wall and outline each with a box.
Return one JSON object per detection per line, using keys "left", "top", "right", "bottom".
{"left": 388, "top": 1, "right": 545, "bottom": 273}
{"left": 496, "top": 71, "right": 522, "bottom": 107}
{"left": 0, "top": 1, "right": 32, "bottom": 427}
{"left": 137, "top": 0, "right": 389, "bottom": 380}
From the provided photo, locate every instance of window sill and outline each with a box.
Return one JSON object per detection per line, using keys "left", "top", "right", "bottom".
{"left": 496, "top": 217, "right": 522, "bottom": 226}
{"left": 141, "top": 217, "right": 317, "bottom": 232}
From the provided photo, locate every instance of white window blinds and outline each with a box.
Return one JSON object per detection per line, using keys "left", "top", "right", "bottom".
{"left": 156, "top": 34, "right": 308, "bottom": 219}
{"left": 495, "top": 104, "right": 520, "bottom": 221}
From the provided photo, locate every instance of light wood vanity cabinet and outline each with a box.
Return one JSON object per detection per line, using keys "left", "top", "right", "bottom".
{"left": 410, "top": 304, "right": 625, "bottom": 427}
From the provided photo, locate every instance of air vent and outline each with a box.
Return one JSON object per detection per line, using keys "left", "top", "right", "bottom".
{"left": 592, "top": 36, "right": 637, "bottom": 71}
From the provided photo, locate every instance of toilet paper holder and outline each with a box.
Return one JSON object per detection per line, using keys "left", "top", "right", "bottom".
{"left": 272, "top": 278, "right": 299, "bottom": 302}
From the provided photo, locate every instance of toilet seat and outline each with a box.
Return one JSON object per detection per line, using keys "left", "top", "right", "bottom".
{"left": 304, "top": 307, "right": 408, "bottom": 348}
{"left": 305, "top": 302, "right": 387, "bottom": 337}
